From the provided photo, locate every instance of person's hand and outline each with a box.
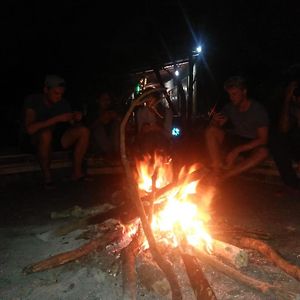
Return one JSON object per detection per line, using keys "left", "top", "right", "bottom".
{"left": 225, "top": 148, "right": 240, "bottom": 168}
{"left": 72, "top": 111, "right": 82, "bottom": 122}
{"left": 212, "top": 112, "right": 227, "bottom": 126}
{"left": 55, "top": 113, "right": 74, "bottom": 123}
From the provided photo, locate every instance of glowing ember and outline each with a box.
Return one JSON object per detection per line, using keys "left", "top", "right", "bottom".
{"left": 136, "top": 153, "right": 214, "bottom": 253}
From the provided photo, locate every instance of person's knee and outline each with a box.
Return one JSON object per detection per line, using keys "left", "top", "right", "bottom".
{"left": 78, "top": 126, "right": 90, "bottom": 139}
{"left": 256, "top": 146, "right": 269, "bottom": 160}
{"left": 205, "top": 125, "right": 224, "bottom": 140}
{"left": 38, "top": 129, "right": 53, "bottom": 146}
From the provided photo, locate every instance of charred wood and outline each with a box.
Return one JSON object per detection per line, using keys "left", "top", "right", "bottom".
{"left": 237, "top": 237, "right": 300, "bottom": 281}
{"left": 190, "top": 247, "right": 300, "bottom": 299}
{"left": 212, "top": 239, "right": 248, "bottom": 268}
{"left": 23, "top": 230, "right": 121, "bottom": 274}
{"left": 180, "top": 252, "right": 217, "bottom": 300}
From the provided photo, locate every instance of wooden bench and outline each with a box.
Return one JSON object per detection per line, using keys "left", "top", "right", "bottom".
{"left": 0, "top": 151, "right": 124, "bottom": 177}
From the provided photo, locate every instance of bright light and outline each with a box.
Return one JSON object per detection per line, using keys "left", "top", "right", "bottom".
{"left": 175, "top": 70, "right": 180, "bottom": 77}
{"left": 172, "top": 127, "right": 180, "bottom": 136}
{"left": 196, "top": 46, "right": 202, "bottom": 53}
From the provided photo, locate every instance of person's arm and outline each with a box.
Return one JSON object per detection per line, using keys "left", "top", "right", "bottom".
{"left": 235, "top": 126, "right": 269, "bottom": 154}
{"left": 279, "top": 81, "right": 298, "bottom": 133}
{"left": 211, "top": 112, "right": 228, "bottom": 127}
{"left": 226, "top": 126, "right": 269, "bottom": 167}
{"left": 25, "top": 108, "right": 73, "bottom": 135}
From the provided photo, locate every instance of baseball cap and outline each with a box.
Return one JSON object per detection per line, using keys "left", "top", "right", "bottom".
{"left": 44, "top": 75, "right": 66, "bottom": 88}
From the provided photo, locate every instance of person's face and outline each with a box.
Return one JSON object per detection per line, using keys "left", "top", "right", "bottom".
{"left": 226, "top": 87, "right": 247, "bottom": 106}
{"left": 45, "top": 86, "right": 65, "bottom": 104}
{"left": 98, "top": 93, "right": 111, "bottom": 109}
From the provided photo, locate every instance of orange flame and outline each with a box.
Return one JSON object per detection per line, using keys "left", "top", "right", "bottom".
{"left": 136, "top": 153, "right": 214, "bottom": 252}
{"left": 136, "top": 153, "right": 173, "bottom": 193}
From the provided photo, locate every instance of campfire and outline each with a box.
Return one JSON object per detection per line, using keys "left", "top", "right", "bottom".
{"left": 24, "top": 152, "right": 300, "bottom": 299}
{"left": 135, "top": 153, "right": 213, "bottom": 253}
{"left": 23, "top": 90, "right": 300, "bottom": 299}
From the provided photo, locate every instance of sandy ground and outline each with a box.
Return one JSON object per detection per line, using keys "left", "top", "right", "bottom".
{"left": 1, "top": 171, "right": 300, "bottom": 300}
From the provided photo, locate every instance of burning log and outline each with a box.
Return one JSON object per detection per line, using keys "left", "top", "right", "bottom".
{"left": 190, "top": 247, "right": 300, "bottom": 299}
{"left": 120, "top": 89, "right": 183, "bottom": 300}
{"left": 237, "top": 237, "right": 300, "bottom": 282}
{"left": 121, "top": 227, "right": 141, "bottom": 300}
{"left": 180, "top": 252, "right": 217, "bottom": 300}
{"left": 212, "top": 239, "right": 248, "bottom": 269}
{"left": 23, "top": 229, "right": 121, "bottom": 274}
{"left": 122, "top": 246, "right": 136, "bottom": 300}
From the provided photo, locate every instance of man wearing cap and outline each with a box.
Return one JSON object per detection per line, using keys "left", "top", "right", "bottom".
{"left": 24, "top": 75, "right": 90, "bottom": 188}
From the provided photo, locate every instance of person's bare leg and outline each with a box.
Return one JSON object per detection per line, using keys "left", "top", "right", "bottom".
{"left": 61, "top": 126, "right": 90, "bottom": 179}
{"left": 205, "top": 126, "right": 225, "bottom": 172}
{"left": 37, "top": 129, "right": 53, "bottom": 183}
{"left": 221, "top": 147, "right": 269, "bottom": 182}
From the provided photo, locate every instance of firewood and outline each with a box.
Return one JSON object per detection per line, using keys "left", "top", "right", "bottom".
{"left": 237, "top": 237, "right": 300, "bottom": 281}
{"left": 190, "top": 247, "right": 300, "bottom": 299}
{"left": 136, "top": 252, "right": 171, "bottom": 297}
{"left": 23, "top": 229, "right": 121, "bottom": 274}
{"left": 212, "top": 239, "right": 248, "bottom": 268}
{"left": 120, "top": 90, "right": 183, "bottom": 300}
{"left": 122, "top": 245, "right": 137, "bottom": 300}
{"left": 121, "top": 227, "right": 143, "bottom": 300}
{"left": 180, "top": 252, "right": 217, "bottom": 300}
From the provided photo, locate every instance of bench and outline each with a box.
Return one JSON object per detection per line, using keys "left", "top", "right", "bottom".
{"left": 0, "top": 151, "right": 123, "bottom": 177}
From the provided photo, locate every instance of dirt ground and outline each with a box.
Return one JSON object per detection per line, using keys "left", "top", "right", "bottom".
{"left": 0, "top": 168, "right": 300, "bottom": 299}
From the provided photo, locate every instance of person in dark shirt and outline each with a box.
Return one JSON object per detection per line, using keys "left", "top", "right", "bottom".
{"left": 205, "top": 76, "right": 269, "bottom": 184}
{"left": 87, "top": 91, "right": 121, "bottom": 162}
{"left": 24, "top": 75, "right": 90, "bottom": 188}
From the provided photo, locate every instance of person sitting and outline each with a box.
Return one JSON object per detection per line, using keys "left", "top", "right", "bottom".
{"left": 135, "top": 88, "right": 173, "bottom": 157}
{"left": 87, "top": 90, "right": 121, "bottom": 163}
{"left": 205, "top": 76, "right": 269, "bottom": 184}
{"left": 23, "top": 75, "right": 90, "bottom": 188}
{"left": 269, "top": 80, "right": 300, "bottom": 194}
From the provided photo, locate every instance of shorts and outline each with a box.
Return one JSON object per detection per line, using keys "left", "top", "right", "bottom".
{"left": 31, "top": 123, "right": 71, "bottom": 152}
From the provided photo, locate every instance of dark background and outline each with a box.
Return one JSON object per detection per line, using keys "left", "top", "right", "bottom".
{"left": 1, "top": 0, "right": 300, "bottom": 150}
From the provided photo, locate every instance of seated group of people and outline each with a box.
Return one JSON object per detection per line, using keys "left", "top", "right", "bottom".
{"left": 23, "top": 74, "right": 300, "bottom": 195}
{"left": 23, "top": 75, "right": 122, "bottom": 189}
{"left": 22, "top": 75, "right": 173, "bottom": 189}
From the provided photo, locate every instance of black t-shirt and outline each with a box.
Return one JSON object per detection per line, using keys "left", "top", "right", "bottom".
{"left": 24, "top": 93, "right": 71, "bottom": 122}
{"left": 222, "top": 100, "right": 269, "bottom": 139}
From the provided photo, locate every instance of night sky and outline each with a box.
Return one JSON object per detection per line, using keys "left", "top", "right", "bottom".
{"left": 2, "top": 0, "right": 300, "bottom": 149}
